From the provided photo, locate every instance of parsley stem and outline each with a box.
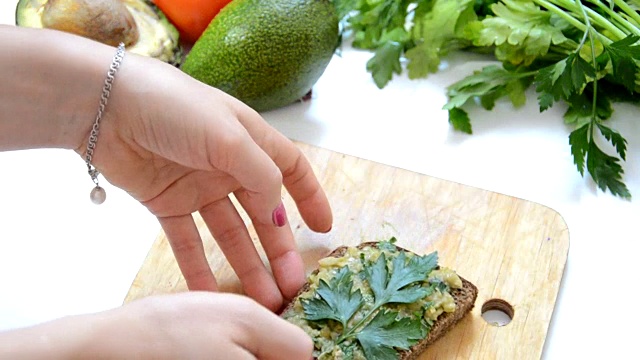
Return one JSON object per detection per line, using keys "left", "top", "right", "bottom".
{"left": 557, "top": 0, "right": 624, "bottom": 40}
{"left": 586, "top": 0, "right": 640, "bottom": 36}
{"left": 532, "top": 0, "right": 615, "bottom": 44}
{"left": 336, "top": 304, "right": 382, "bottom": 343}
{"left": 575, "top": 0, "right": 600, "bottom": 132}
{"left": 613, "top": 0, "right": 640, "bottom": 27}
{"left": 533, "top": 0, "right": 588, "bottom": 31}
{"left": 573, "top": 1, "right": 592, "bottom": 50}
{"left": 583, "top": 0, "right": 638, "bottom": 38}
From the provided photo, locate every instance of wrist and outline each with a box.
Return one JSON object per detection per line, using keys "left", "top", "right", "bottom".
{"left": 0, "top": 314, "right": 97, "bottom": 360}
{"left": 0, "top": 25, "right": 125, "bottom": 151}
{"left": 0, "top": 309, "right": 152, "bottom": 360}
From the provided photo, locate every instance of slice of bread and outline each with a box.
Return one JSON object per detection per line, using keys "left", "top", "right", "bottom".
{"left": 282, "top": 241, "right": 478, "bottom": 360}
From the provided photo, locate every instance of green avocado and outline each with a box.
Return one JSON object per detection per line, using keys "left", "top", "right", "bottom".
{"left": 181, "top": 0, "right": 339, "bottom": 112}
{"left": 15, "top": 0, "right": 182, "bottom": 65}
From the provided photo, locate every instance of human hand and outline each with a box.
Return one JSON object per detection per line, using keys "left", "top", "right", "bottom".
{"left": 101, "top": 292, "right": 314, "bottom": 359}
{"left": 0, "top": 292, "right": 313, "bottom": 360}
{"left": 2, "top": 25, "right": 331, "bottom": 311}
{"left": 77, "top": 50, "right": 333, "bottom": 311}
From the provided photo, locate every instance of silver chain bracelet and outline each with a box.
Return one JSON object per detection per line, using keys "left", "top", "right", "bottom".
{"left": 85, "top": 42, "right": 125, "bottom": 205}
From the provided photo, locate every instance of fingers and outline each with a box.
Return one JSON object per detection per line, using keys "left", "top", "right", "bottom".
{"left": 199, "top": 197, "right": 284, "bottom": 311}
{"left": 279, "top": 149, "right": 333, "bottom": 233}
{"left": 229, "top": 103, "right": 333, "bottom": 233}
{"left": 158, "top": 215, "right": 218, "bottom": 291}
{"left": 234, "top": 190, "right": 306, "bottom": 301}
{"left": 234, "top": 297, "right": 314, "bottom": 360}
{"left": 204, "top": 102, "right": 330, "bottom": 302}
{"left": 118, "top": 292, "right": 312, "bottom": 360}
{"left": 208, "top": 124, "right": 283, "bottom": 228}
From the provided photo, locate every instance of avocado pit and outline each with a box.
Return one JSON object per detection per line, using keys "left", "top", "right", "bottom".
{"left": 15, "top": 0, "right": 183, "bottom": 65}
{"left": 42, "top": 0, "right": 139, "bottom": 47}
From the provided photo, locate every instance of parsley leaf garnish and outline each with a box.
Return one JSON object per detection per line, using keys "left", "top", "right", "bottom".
{"left": 301, "top": 244, "right": 439, "bottom": 359}
{"left": 366, "top": 251, "right": 438, "bottom": 306}
{"left": 301, "top": 266, "right": 363, "bottom": 328}
{"left": 356, "top": 310, "right": 425, "bottom": 360}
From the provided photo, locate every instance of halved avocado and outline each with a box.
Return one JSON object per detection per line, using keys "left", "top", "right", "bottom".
{"left": 15, "top": 0, "right": 182, "bottom": 65}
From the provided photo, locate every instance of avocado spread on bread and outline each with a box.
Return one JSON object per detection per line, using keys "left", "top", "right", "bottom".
{"left": 282, "top": 239, "right": 464, "bottom": 360}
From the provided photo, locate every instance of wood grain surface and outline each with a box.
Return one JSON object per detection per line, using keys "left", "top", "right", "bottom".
{"left": 124, "top": 142, "right": 569, "bottom": 359}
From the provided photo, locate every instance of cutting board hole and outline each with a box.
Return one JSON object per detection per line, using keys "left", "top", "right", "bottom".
{"left": 481, "top": 298, "right": 514, "bottom": 327}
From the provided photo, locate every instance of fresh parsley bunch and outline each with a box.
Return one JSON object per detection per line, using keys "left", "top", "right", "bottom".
{"left": 301, "top": 246, "right": 441, "bottom": 360}
{"left": 333, "top": 0, "right": 640, "bottom": 199}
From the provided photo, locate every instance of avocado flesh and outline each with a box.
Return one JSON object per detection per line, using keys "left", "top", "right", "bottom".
{"left": 15, "top": 0, "right": 182, "bottom": 65}
{"left": 181, "top": 0, "right": 339, "bottom": 112}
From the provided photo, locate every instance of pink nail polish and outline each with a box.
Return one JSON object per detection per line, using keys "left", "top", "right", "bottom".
{"left": 272, "top": 202, "right": 286, "bottom": 227}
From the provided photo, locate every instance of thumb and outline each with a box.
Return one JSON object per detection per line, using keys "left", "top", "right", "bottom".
{"left": 236, "top": 300, "right": 314, "bottom": 360}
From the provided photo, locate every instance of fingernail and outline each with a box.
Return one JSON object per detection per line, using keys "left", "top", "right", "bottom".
{"left": 272, "top": 202, "right": 286, "bottom": 227}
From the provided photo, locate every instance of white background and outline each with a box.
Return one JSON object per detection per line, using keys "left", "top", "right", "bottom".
{"left": 1, "top": 2, "right": 639, "bottom": 358}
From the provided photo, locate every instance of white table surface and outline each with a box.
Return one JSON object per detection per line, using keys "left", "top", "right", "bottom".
{"left": 1, "top": 2, "right": 639, "bottom": 358}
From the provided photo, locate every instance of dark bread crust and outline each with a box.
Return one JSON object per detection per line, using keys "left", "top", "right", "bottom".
{"left": 282, "top": 241, "right": 478, "bottom": 360}
{"left": 399, "top": 272, "right": 477, "bottom": 360}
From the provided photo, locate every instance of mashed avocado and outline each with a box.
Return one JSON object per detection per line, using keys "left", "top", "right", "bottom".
{"left": 282, "top": 241, "right": 462, "bottom": 360}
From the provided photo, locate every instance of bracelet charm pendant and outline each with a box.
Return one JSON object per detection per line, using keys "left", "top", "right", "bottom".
{"left": 90, "top": 186, "right": 107, "bottom": 204}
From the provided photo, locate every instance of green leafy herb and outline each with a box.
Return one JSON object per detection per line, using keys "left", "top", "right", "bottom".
{"left": 444, "top": 64, "right": 536, "bottom": 126}
{"left": 405, "top": 0, "right": 478, "bottom": 78}
{"left": 301, "top": 245, "right": 439, "bottom": 359}
{"left": 448, "top": 107, "right": 473, "bottom": 134}
{"left": 302, "top": 266, "right": 363, "bottom": 328}
{"left": 339, "top": 0, "right": 479, "bottom": 88}
{"left": 366, "top": 41, "right": 404, "bottom": 88}
{"left": 356, "top": 310, "right": 425, "bottom": 360}
{"left": 365, "top": 251, "right": 437, "bottom": 306}
{"left": 377, "top": 236, "right": 399, "bottom": 251}
{"left": 332, "top": 0, "right": 639, "bottom": 199}
{"left": 466, "top": 0, "right": 574, "bottom": 66}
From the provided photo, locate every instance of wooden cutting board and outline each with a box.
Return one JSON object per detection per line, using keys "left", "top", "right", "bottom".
{"left": 124, "top": 142, "right": 569, "bottom": 360}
